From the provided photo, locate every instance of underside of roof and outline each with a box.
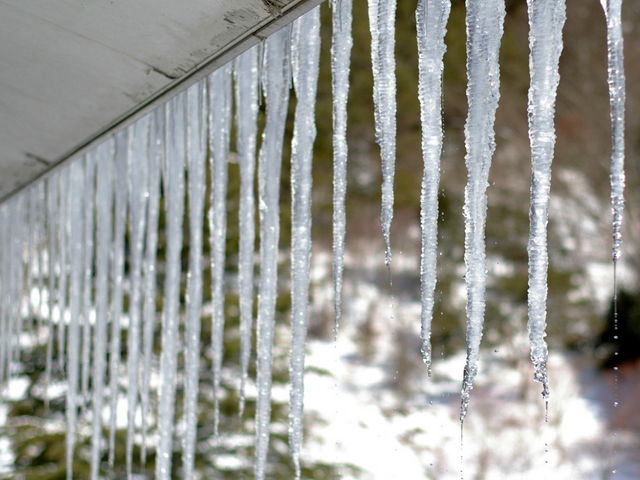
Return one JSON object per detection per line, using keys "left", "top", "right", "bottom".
{"left": 0, "top": 0, "right": 321, "bottom": 200}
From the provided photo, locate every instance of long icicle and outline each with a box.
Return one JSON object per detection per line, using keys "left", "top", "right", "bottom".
{"left": 460, "top": 0, "right": 506, "bottom": 424}
{"left": 140, "top": 109, "right": 162, "bottom": 465}
{"left": 155, "top": 94, "right": 186, "bottom": 480}
{"left": 56, "top": 168, "right": 69, "bottom": 372}
{"left": 526, "top": 0, "right": 566, "bottom": 407}
{"left": 182, "top": 81, "right": 207, "bottom": 479}
{"left": 367, "top": 0, "right": 397, "bottom": 269}
{"left": 81, "top": 153, "right": 96, "bottom": 410}
{"left": 44, "top": 174, "right": 59, "bottom": 410}
{"left": 125, "top": 115, "right": 151, "bottom": 479}
{"left": 108, "top": 131, "right": 129, "bottom": 467}
{"left": 255, "top": 26, "right": 292, "bottom": 480}
{"left": 65, "top": 161, "right": 85, "bottom": 480}
{"left": 90, "top": 140, "right": 114, "bottom": 480}
{"left": 416, "top": 0, "right": 451, "bottom": 375}
{"left": 289, "top": 9, "right": 321, "bottom": 480}
{"left": 208, "top": 63, "right": 232, "bottom": 439}
{"left": 234, "top": 45, "right": 260, "bottom": 418}
{"left": 330, "top": 0, "right": 353, "bottom": 333}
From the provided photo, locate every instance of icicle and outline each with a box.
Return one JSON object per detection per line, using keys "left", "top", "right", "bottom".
{"left": 289, "top": 9, "right": 321, "bottom": 480}
{"left": 600, "top": 0, "right": 626, "bottom": 274}
{"left": 44, "top": 175, "right": 59, "bottom": 409}
{"left": 367, "top": 0, "right": 397, "bottom": 269}
{"left": 182, "top": 82, "right": 207, "bottom": 479}
{"left": 255, "top": 26, "right": 292, "bottom": 480}
{"left": 56, "top": 169, "right": 69, "bottom": 372}
{"left": 460, "top": 0, "right": 505, "bottom": 424}
{"left": 90, "top": 140, "right": 114, "bottom": 480}
{"left": 330, "top": 0, "right": 353, "bottom": 333}
{"left": 234, "top": 45, "right": 260, "bottom": 417}
{"left": 65, "top": 161, "right": 85, "bottom": 480}
{"left": 155, "top": 95, "right": 186, "bottom": 480}
{"left": 526, "top": 0, "right": 566, "bottom": 405}
{"left": 208, "top": 63, "right": 232, "bottom": 439}
{"left": 108, "top": 131, "right": 129, "bottom": 467}
{"left": 81, "top": 154, "right": 96, "bottom": 409}
{"left": 125, "top": 115, "right": 151, "bottom": 479}
{"left": 140, "top": 108, "right": 162, "bottom": 464}
{"left": 416, "top": 0, "right": 450, "bottom": 374}
{"left": 26, "top": 188, "right": 37, "bottom": 324}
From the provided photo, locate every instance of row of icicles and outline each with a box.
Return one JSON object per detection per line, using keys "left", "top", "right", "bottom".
{"left": 0, "top": 0, "right": 625, "bottom": 478}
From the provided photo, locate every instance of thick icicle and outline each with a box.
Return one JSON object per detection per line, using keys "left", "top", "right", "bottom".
{"left": 330, "top": 0, "right": 353, "bottom": 332}
{"left": 289, "top": 9, "right": 321, "bottom": 480}
{"left": 125, "top": 115, "right": 151, "bottom": 479}
{"left": 81, "top": 154, "right": 96, "bottom": 408}
{"left": 255, "top": 26, "right": 292, "bottom": 480}
{"left": 600, "top": 0, "right": 626, "bottom": 267}
{"left": 140, "top": 109, "right": 162, "bottom": 464}
{"left": 108, "top": 131, "right": 129, "bottom": 467}
{"left": 460, "top": 0, "right": 505, "bottom": 423}
{"left": 90, "top": 141, "right": 114, "bottom": 480}
{"left": 526, "top": 0, "right": 566, "bottom": 403}
{"left": 155, "top": 95, "right": 186, "bottom": 480}
{"left": 182, "top": 82, "right": 206, "bottom": 479}
{"left": 416, "top": 0, "right": 451, "bottom": 373}
{"left": 65, "top": 161, "right": 85, "bottom": 480}
{"left": 367, "top": 0, "right": 397, "bottom": 268}
{"left": 208, "top": 63, "right": 232, "bottom": 439}
{"left": 234, "top": 45, "right": 260, "bottom": 417}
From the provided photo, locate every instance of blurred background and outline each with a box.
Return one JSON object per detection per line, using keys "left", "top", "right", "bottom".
{"left": 1, "top": 0, "right": 639, "bottom": 478}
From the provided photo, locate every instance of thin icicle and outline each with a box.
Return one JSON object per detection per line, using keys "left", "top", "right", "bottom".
{"left": 208, "top": 63, "right": 232, "bottom": 439}
{"left": 330, "top": 0, "right": 353, "bottom": 333}
{"left": 44, "top": 175, "right": 59, "bottom": 409}
{"left": 289, "top": 9, "right": 321, "bottom": 480}
{"left": 56, "top": 169, "right": 69, "bottom": 372}
{"left": 234, "top": 45, "right": 260, "bottom": 417}
{"left": 155, "top": 95, "right": 186, "bottom": 480}
{"left": 125, "top": 115, "right": 151, "bottom": 479}
{"left": 65, "top": 161, "right": 85, "bottom": 480}
{"left": 255, "top": 27, "right": 292, "bottom": 480}
{"left": 108, "top": 131, "right": 129, "bottom": 467}
{"left": 526, "top": 0, "right": 566, "bottom": 404}
{"left": 416, "top": 0, "right": 450, "bottom": 374}
{"left": 81, "top": 154, "right": 96, "bottom": 410}
{"left": 182, "top": 82, "right": 206, "bottom": 479}
{"left": 91, "top": 140, "right": 114, "bottom": 480}
{"left": 600, "top": 0, "right": 625, "bottom": 267}
{"left": 367, "top": 0, "right": 397, "bottom": 268}
{"left": 140, "top": 109, "right": 162, "bottom": 465}
{"left": 460, "top": 0, "right": 505, "bottom": 424}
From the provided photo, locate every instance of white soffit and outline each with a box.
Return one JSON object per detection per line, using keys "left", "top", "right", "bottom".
{"left": 0, "top": 0, "right": 321, "bottom": 200}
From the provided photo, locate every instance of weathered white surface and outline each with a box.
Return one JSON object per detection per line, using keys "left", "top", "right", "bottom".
{"left": 0, "top": 0, "right": 311, "bottom": 198}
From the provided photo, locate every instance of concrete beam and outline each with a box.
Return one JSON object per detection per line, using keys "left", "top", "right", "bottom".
{"left": 0, "top": 0, "right": 323, "bottom": 200}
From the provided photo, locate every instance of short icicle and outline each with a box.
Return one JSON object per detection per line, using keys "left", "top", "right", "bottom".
{"left": 155, "top": 95, "right": 186, "bottom": 480}
{"left": 208, "top": 63, "right": 232, "bottom": 440}
{"left": 330, "top": 0, "right": 353, "bottom": 333}
{"left": 125, "top": 114, "right": 151, "bottom": 479}
{"left": 460, "top": 0, "right": 506, "bottom": 424}
{"left": 140, "top": 108, "right": 163, "bottom": 464}
{"left": 65, "top": 161, "right": 85, "bottom": 480}
{"left": 255, "top": 26, "right": 292, "bottom": 480}
{"left": 234, "top": 45, "right": 260, "bottom": 418}
{"left": 526, "top": 0, "right": 566, "bottom": 406}
{"left": 90, "top": 140, "right": 115, "bottom": 480}
{"left": 108, "top": 131, "right": 129, "bottom": 467}
{"left": 367, "top": 0, "right": 397, "bottom": 269}
{"left": 182, "top": 82, "right": 207, "bottom": 479}
{"left": 416, "top": 0, "right": 451, "bottom": 374}
{"left": 289, "top": 8, "right": 321, "bottom": 480}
